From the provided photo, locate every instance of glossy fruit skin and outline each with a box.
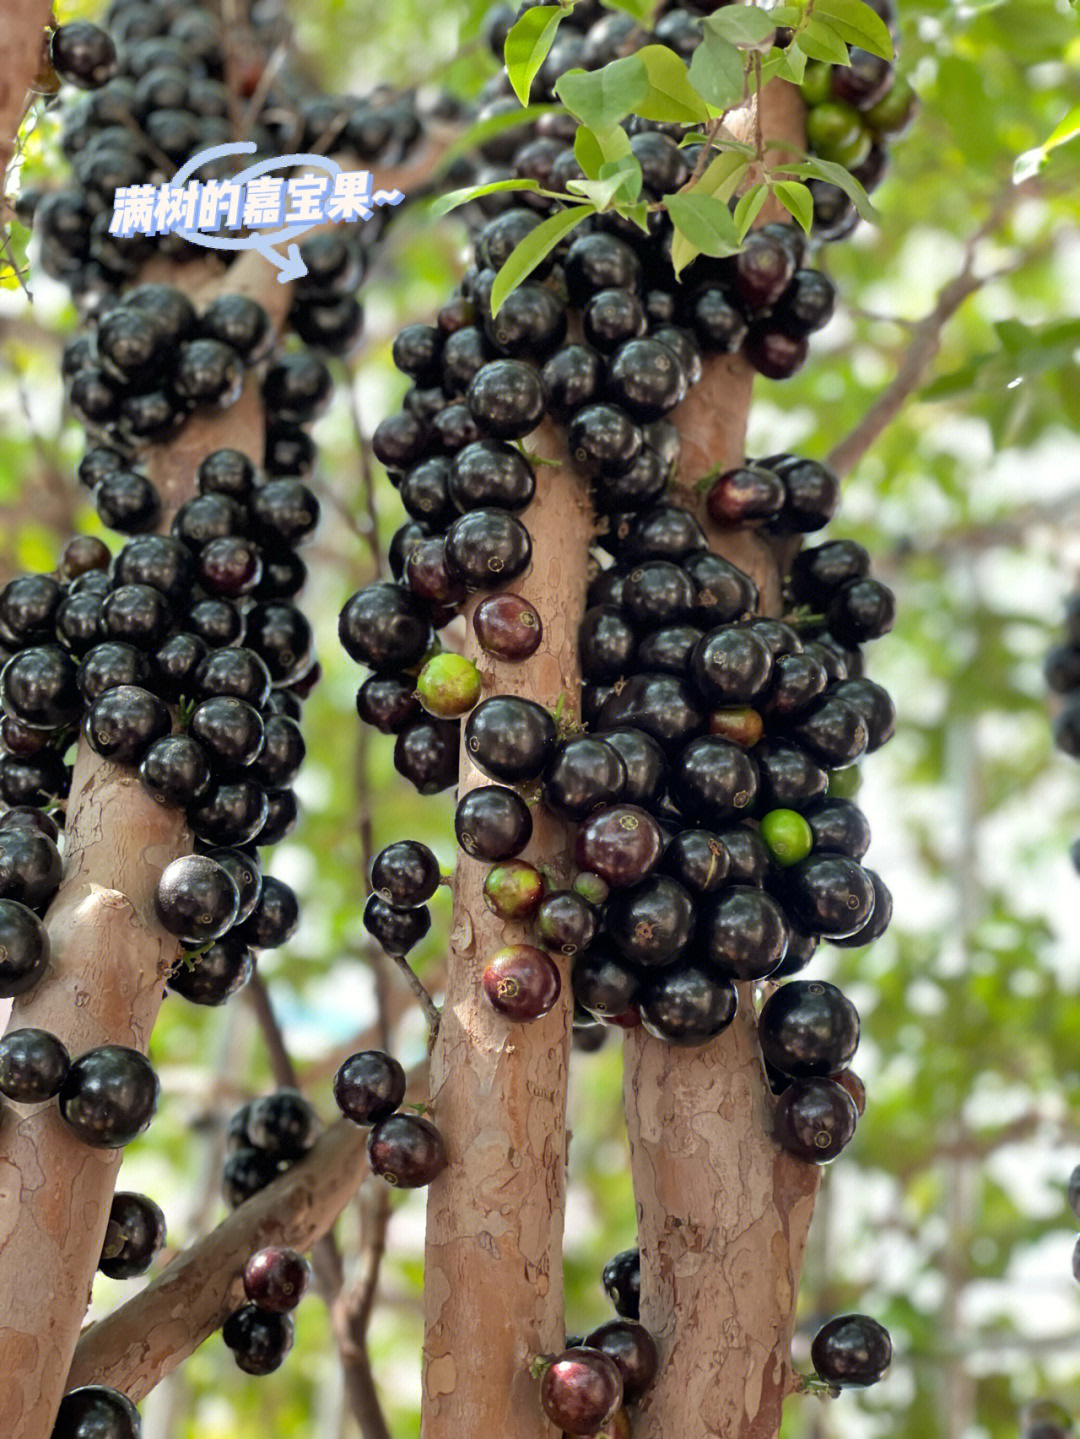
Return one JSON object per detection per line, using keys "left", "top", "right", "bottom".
{"left": 167, "top": 933, "right": 253, "bottom": 1006}
{"left": 584, "top": 1319, "right": 659, "bottom": 1402}
{"left": 338, "top": 584, "right": 430, "bottom": 671}
{"left": 357, "top": 675, "right": 419, "bottom": 734}
{"left": 1, "top": 646, "right": 81, "bottom": 730}
{"left": 483, "top": 860, "right": 545, "bottom": 919}
{"left": 0, "top": 900, "right": 51, "bottom": 996}
{"left": 85, "top": 685, "right": 171, "bottom": 764}
{"left": 415, "top": 653, "right": 482, "bottom": 720}
{"left": 670, "top": 736, "right": 758, "bottom": 825}
{"left": 482, "top": 944, "right": 561, "bottom": 1021}
{"left": 602, "top": 1248, "right": 640, "bottom": 1320}
{"left": 0, "top": 830, "right": 63, "bottom": 911}
{"left": 701, "top": 886, "right": 790, "bottom": 981}
{"left": 465, "top": 696, "right": 557, "bottom": 784}
{"left": 600, "top": 728, "right": 667, "bottom": 808}
{"left": 99, "top": 1191, "right": 166, "bottom": 1279}
{"left": 568, "top": 404, "right": 643, "bottom": 480}
{"left": 801, "top": 797, "right": 871, "bottom": 859}
{"left": 787, "top": 696, "right": 869, "bottom": 769}
{"left": 597, "top": 673, "right": 705, "bottom": 753}
{"left": 0, "top": 1026, "right": 69, "bottom": 1100}
{"left": 540, "top": 1347, "right": 624, "bottom": 1436}
{"left": 760, "top": 808, "right": 814, "bottom": 866}
{"left": 759, "top": 980, "right": 860, "bottom": 1078}
{"left": 445, "top": 509, "right": 532, "bottom": 590}
{"left": 831, "top": 868, "right": 892, "bottom": 948}
{"left": 51, "top": 1385, "right": 141, "bottom": 1439}
{"left": 572, "top": 946, "right": 640, "bottom": 1019}
{"left": 706, "top": 467, "right": 786, "bottom": 527}
{"left": 603, "top": 875, "right": 694, "bottom": 968}
{"left": 368, "top": 1112, "right": 448, "bottom": 1187}
{"left": 187, "top": 778, "right": 269, "bottom": 849}
{"left": 155, "top": 855, "right": 240, "bottom": 946}
{"left": 659, "top": 829, "right": 730, "bottom": 896}
{"left": 50, "top": 21, "right": 118, "bottom": 87}
{"left": 189, "top": 697, "right": 265, "bottom": 772}
{"left": 473, "top": 593, "right": 543, "bottom": 660}
{"left": 334, "top": 1050, "right": 407, "bottom": 1126}
{"left": 780, "top": 855, "right": 876, "bottom": 938}
{"left": 773, "top": 1076, "right": 858, "bottom": 1163}
{"left": 639, "top": 963, "right": 738, "bottom": 1047}
{"left": 537, "top": 890, "right": 598, "bottom": 957}
{"left": 363, "top": 893, "right": 431, "bottom": 956}
{"left": 543, "top": 737, "right": 627, "bottom": 821}
{"left": 692, "top": 627, "right": 773, "bottom": 705}
{"left": 575, "top": 804, "right": 663, "bottom": 889}
{"left": 466, "top": 359, "right": 545, "bottom": 439}
{"left": 58, "top": 1045, "right": 159, "bottom": 1148}
{"left": 455, "top": 785, "right": 533, "bottom": 861}
{"left": 754, "top": 739, "right": 829, "bottom": 811}
{"left": 222, "top": 1302, "right": 295, "bottom": 1375}
{"left": 243, "top": 1246, "right": 311, "bottom": 1313}
{"left": 811, "top": 1314, "right": 892, "bottom": 1386}
{"left": 371, "top": 841, "right": 440, "bottom": 908}
{"left": 395, "top": 718, "right": 460, "bottom": 794}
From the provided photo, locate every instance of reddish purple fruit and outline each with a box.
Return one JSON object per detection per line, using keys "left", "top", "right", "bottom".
{"left": 242, "top": 1245, "right": 311, "bottom": 1313}
{"left": 368, "top": 1112, "right": 447, "bottom": 1188}
{"left": 482, "top": 944, "right": 561, "bottom": 1022}
{"left": 540, "top": 1347, "right": 624, "bottom": 1436}
{"left": 482, "top": 859, "right": 546, "bottom": 919}
{"left": 705, "top": 466, "right": 785, "bottom": 527}
{"left": 574, "top": 804, "right": 663, "bottom": 888}
{"left": 584, "top": 1319, "right": 659, "bottom": 1402}
{"left": 472, "top": 593, "right": 543, "bottom": 660}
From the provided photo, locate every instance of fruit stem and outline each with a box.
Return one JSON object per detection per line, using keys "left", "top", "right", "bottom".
{"left": 386, "top": 950, "right": 442, "bottom": 1039}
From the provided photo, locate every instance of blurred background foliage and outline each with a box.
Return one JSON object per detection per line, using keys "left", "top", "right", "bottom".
{"left": 3, "top": 1, "right": 1080, "bottom": 1437}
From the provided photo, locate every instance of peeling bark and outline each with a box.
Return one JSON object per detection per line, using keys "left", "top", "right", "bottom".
{"left": 623, "top": 79, "right": 822, "bottom": 1439}
{"left": 421, "top": 420, "right": 592, "bottom": 1439}
{"left": 0, "top": 0, "right": 55, "bottom": 222}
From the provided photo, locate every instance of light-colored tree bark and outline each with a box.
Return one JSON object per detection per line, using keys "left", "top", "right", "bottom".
{"left": 622, "top": 78, "right": 824, "bottom": 1439}
{"left": 421, "top": 418, "right": 591, "bottom": 1439}
{"left": 0, "top": 0, "right": 55, "bottom": 222}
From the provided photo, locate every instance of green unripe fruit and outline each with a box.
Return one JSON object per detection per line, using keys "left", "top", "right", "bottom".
{"left": 573, "top": 871, "right": 610, "bottom": 906}
{"left": 800, "top": 61, "right": 833, "bottom": 109}
{"left": 864, "top": 74, "right": 918, "bottom": 136}
{"left": 483, "top": 860, "right": 546, "bottom": 920}
{"left": 760, "top": 809, "right": 813, "bottom": 867}
{"left": 805, "top": 101, "right": 873, "bottom": 169}
{"left": 415, "top": 653, "right": 482, "bottom": 718}
{"left": 827, "top": 766, "right": 861, "bottom": 800}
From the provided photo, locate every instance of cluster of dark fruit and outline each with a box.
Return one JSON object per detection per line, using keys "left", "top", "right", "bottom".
{"left": 334, "top": 1045, "right": 448, "bottom": 1188}
{"left": 222, "top": 1244, "right": 312, "bottom": 1376}
{"left": 26, "top": 6, "right": 424, "bottom": 321}
{"left": 222, "top": 1086, "right": 320, "bottom": 1208}
{"left": 473, "top": 0, "right": 908, "bottom": 252}
{"left": 793, "top": 3, "right": 917, "bottom": 242}
{"left": 1046, "top": 591, "right": 1080, "bottom": 875}
{"left": 62, "top": 282, "right": 324, "bottom": 455}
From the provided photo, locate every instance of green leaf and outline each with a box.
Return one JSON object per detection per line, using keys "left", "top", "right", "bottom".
{"left": 666, "top": 191, "right": 741, "bottom": 274}
{"left": 787, "top": 157, "right": 880, "bottom": 222}
{"left": 636, "top": 45, "right": 712, "bottom": 123}
{"left": 811, "top": 0, "right": 894, "bottom": 60}
{"left": 733, "top": 182, "right": 767, "bottom": 237}
{"left": 567, "top": 156, "right": 642, "bottom": 209}
{"left": 698, "top": 148, "right": 751, "bottom": 197}
{"left": 688, "top": 28, "right": 747, "bottom": 110}
{"left": 505, "top": 5, "right": 565, "bottom": 106}
{"left": 490, "top": 205, "right": 594, "bottom": 316}
{"left": 429, "top": 177, "right": 541, "bottom": 217}
{"left": 772, "top": 179, "right": 814, "bottom": 233}
{"left": 574, "top": 123, "right": 632, "bottom": 177}
{"left": 555, "top": 56, "right": 650, "bottom": 129}
{"left": 774, "top": 41, "right": 807, "bottom": 83}
{"left": 703, "top": 4, "right": 777, "bottom": 47}
{"left": 615, "top": 199, "right": 651, "bottom": 231}
{"left": 796, "top": 15, "right": 850, "bottom": 66}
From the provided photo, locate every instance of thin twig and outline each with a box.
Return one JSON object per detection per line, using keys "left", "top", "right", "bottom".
{"left": 245, "top": 971, "right": 299, "bottom": 1087}
{"left": 344, "top": 362, "right": 384, "bottom": 577}
{"left": 827, "top": 180, "right": 1044, "bottom": 478}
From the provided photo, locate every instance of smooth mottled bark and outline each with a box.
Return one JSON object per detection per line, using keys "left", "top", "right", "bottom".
{"left": 624, "top": 78, "right": 821, "bottom": 1439}
{"left": 0, "top": 0, "right": 55, "bottom": 222}
{"left": 421, "top": 418, "right": 592, "bottom": 1439}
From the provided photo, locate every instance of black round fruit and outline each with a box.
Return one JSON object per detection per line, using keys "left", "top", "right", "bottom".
{"left": 368, "top": 1112, "right": 447, "bottom": 1187}
{"left": 370, "top": 841, "right": 441, "bottom": 909}
{"left": 811, "top": 1314, "right": 892, "bottom": 1386}
{"left": 464, "top": 696, "right": 557, "bottom": 784}
{"left": 773, "top": 1076, "right": 858, "bottom": 1163}
{"left": 602, "top": 1248, "right": 640, "bottom": 1320}
{"left": 701, "top": 885, "right": 789, "bottom": 981}
{"left": 334, "top": 1049, "right": 407, "bottom": 1125}
{"left": 58, "top": 1045, "right": 159, "bottom": 1148}
{"left": 155, "top": 855, "right": 240, "bottom": 946}
{"left": 445, "top": 509, "right": 532, "bottom": 590}
{"left": 363, "top": 893, "right": 431, "bottom": 955}
{"left": 759, "top": 980, "right": 860, "bottom": 1078}
{"left": 0, "top": 900, "right": 51, "bottom": 997}
{"left": 51, "top": 1386, "right": 141, "bottom": 1439}
{"left": 454, "top": 785, "right": 533, "bottom": 861}
{"left": 0, "top": 1026, "right": 69, "bottom": 1101}
{"left": 222, "top": 1303, "right": 295, "bottom": 1376}
{"left": 99, "top": 1190, "right": 166, "bottom": 1279}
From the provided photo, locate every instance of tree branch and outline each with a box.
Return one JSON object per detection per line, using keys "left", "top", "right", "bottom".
{"left": 65, "top": 1119, "right": 370, "bottom": 1398}
{"left": 827, "top": 181, "right": 1041, "bottom": 479}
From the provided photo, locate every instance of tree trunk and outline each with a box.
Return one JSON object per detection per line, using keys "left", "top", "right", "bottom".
{"left": 0, "top": 0, "right": 55, "bottom": 222}
{"left": 421, "top": 418, "right": 591, "bottom": 1439}
{"left": 623, "top": 79, "right": 821, "bottom": 1439}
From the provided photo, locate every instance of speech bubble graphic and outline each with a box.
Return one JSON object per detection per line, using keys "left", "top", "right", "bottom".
{"left": 166, "top": 142, "right": 379, "bottom": 282}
